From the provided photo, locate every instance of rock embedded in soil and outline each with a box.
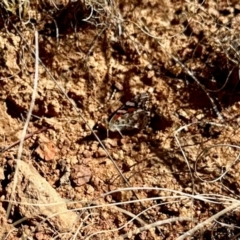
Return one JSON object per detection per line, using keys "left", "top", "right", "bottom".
{"left": 6, "top": 160, "right": 77, "bottom": 232}
{"left": 70, "top": 164, "right": 92, "bottom": 187}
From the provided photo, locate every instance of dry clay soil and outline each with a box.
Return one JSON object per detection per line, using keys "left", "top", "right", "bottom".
{"left": 1, "top": 0, "right": 240, "bottom": 239}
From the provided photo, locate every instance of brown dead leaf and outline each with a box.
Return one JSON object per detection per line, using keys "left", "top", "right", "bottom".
{"left": 35, "top": 136, "right": 58, "bottom": 161}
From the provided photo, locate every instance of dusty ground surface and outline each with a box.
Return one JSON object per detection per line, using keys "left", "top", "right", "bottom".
{"left": 1, "top": 0, "right": 240, "bottom": 239}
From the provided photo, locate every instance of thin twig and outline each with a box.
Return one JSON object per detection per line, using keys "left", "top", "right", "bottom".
{"left": 6, "top": 29, "right": 39, "bottom": 219}
{"left": 0, "top": 127, "right": 47, "bottom": 154}
{"left": 177, "top": 202, "right": 240, "bottom": 240}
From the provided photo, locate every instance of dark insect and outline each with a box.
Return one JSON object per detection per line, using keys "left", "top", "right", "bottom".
{"left": 106, "top": 92, "right": 150, "bottom": 136}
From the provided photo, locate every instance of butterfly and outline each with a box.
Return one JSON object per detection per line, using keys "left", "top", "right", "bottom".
{"left": 105, "top": 92, "right": 151, "bottom": 136}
